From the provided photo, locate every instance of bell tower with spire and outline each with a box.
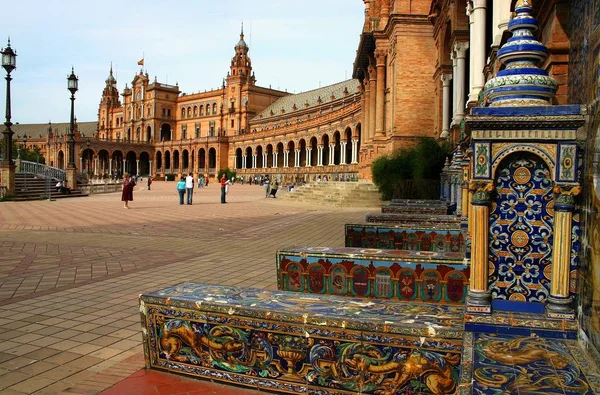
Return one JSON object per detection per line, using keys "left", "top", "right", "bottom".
{"left": 98, "top": 64, "right": 123, "bottom": 140}
{"left": 225, "top": 24, "right": 256, "bottom": 136}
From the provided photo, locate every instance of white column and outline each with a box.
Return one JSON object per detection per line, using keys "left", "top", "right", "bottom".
{"left": 441, "top": 74, "right": 452, "bottom": 139}
{"left": 295, "top": 149, "right": 300, "bottom": 167}
{"left": 329, "top": 144, "right": 335, "bottom": 166}
{"left": 94, "top": 158, "right": 98, "bottom": 176}
{"left": 306, "top": 148, "right": 312, "bottom": 167}
{"left": 149, "top": 160, "right": 153, "bottom": 175}
{"left": 109, "top": 159, "right": 113, "bottom": 175}
{"left": 122, "top": 159, "right": 126, "bottom": 174}
{"left": 136, "top": 159, "right": 140, "bottom": 175}
{"left": 341, "top": 142, "right": 347, "bottom": 164}
{"left": 351, "top": 140, "right": 358, "bottom": 164}
{"left": 468, "top": 0, "right": 487, "bottom": 104}
{"left": 493, "top": 0, "right": 511, "bottom": 46}
{"left": 79, "top": 157, "right": 83, "bottom": 171}
{"left": 263, "top": 153, "right": 267, "bottom": 168}
{"left": 451, "top": 52, "right": 458, "bottom": 122}
{"left": 454, "top": 42, "right": 469, "bottom": 124}
{"left": 242, "top": 154, "right": 247, "bottom": 169}
{"left": 467, "top": 2, "right": 476, "bottom": 102}
{"left": 252, "top": 154, "right": 257, "bottom": 169}
{"left": 273, "top": 152, "right": 277, "bottom": 168}
{"left": 284, "top": 150, "right": 289, "bottom": 168}
{"left": 317, "top": 147, "right": 323, "bottom": 166}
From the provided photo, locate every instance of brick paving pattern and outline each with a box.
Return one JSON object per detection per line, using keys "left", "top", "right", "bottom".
{"left": 0, "top": 181, "right": 370, "bottom": 394}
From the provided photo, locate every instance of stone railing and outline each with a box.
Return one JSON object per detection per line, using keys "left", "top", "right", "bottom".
{"left": 19, "top": 160, "right": 66, "bottom": 181}
{"left": 79, "top": 180, "right": 122, "bottom": 195}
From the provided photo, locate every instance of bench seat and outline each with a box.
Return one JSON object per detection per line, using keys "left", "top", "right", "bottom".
{"left": 345, "top": 223, "right": 465, "bottom": 252}
{"left": 140, "top": 282, "right": 465, "bottom": 394}
{"left": 366, "top": 213, "right": 461, "bottom": 227}
{"left": 277, "top": 246, "right": 469, "bottom": 304}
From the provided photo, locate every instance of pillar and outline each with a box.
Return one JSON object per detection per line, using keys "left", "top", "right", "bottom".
{"left": 295, "top": 149, "right": 300, "bottom": 167}
{"left": 317, "top": 146, "right": 323, "bottom": 166}
{"left": 284, "top": 150, "right": 289, "bottom": 168}
{"left": 441, "top": 74, "right": 452, "bottom": 139}
{"left": 329, "top": 144, "right": 335, "bottom": 166}
{"left": 149, "top": 160, "right": 153, "bottom": 176}
{"left": 468, "top": 0, "right": 487, "bottom": 104}
{"left": 109, "top": 159, "right": 113, "bottom": 176}
{"left": 492, "top": 0, "right": 511, "bottom": 47}
{"left": 252, "top": 154, "right": 257, "bottom": 169}
{"left": 547, "top": 186, "right": 578, "bottom": 318}
{"left": 466, "top": 182, "right": 494, "bottom": 313}
{"left": 263, "top": 153, "right": 267, "bottom": 168}
{"left": 454, "top": 42, "right": 469, "bottom": 124}
{"left": 341, "top": 142, "right": 347, "bottom": 164}
{"left": 352, "top": 139, "right": 358, "bottom": 164}
{"left": 451, "top": 52, "right": 458, "bottom": 122}
{"left": 273, "top": 153, "right": 278, "bottom": 168}
{"left": 363, "top": 81, "right": 371, "bottom": 141}
{"left": 79, "top": 157, "right": 83, "bottom": 171}
{"left": 122, "top": 159, "right": 126, "bottom": 175}
{"left": 94, "top": 157, "right": 98, "bottom": 176}
{"left": 368, "top": 65, "right": 376, "bottom": 140}
{"left": 136, "top": 159, "right": 140, "bottom": 176}
{"left": 242, "top": 154, "right": 247, "bottom": 169}
{"left": 306, "top": 148, "right": 312, "bottom": 167}
{"left": 374, "top": 49, "right": 386, "bottom": 138}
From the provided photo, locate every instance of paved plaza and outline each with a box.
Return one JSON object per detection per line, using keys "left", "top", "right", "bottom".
{"left": 0, "top": 181, "right": 370, "bottom": 394}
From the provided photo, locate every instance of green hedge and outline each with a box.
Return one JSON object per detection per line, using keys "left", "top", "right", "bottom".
{"left": 372, "top": 137, "right": 450, "bottom": 200}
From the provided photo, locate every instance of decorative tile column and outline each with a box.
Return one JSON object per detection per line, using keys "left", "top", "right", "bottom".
{"left": 547, "top": 185, "right": 580, "bottom": 319}
{"left": 466, "top": 181, "right": 494, "bottom": 313}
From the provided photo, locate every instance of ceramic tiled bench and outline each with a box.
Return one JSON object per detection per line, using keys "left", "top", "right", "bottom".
{"left": 140, "top": 282, "right": 465, "bottom": 394}
{"left": 277, "top": 246, "right": 469, "bottom": 304}
{"left": 345, "top": 223, "right": 465, "bottom": 252}
{"left": 366, "top": 212, "right": 461, "bottom": 227}
{"left": 381, "top": 205, "right": 450, "bottom": 215}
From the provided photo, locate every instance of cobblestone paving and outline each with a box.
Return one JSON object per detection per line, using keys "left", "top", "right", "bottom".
{"left": 0, "top": 181, "right": 370, "bottom": 394}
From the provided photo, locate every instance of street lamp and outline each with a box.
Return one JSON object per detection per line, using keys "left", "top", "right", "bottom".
{"left": 67, "top": 67, "right": 78, "bottom": 169}
{"left": 1, "top": 38, "right": 17, "bottom": 167}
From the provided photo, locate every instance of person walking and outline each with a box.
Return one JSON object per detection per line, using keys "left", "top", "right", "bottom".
{"left": 176, "top": 177, "right": 186, "bottom": 205}
{"left": 220, "top": 174, "right": 227, "bottom": 204}
{"left": 147, "top": 176, "right": 152, "bottom": 190}
{"left": 264, "top": 178, "right": 270, "bottom": 198}
{"left": 121, "top": 172, "right": 136, "bottom": 209}
{"left": 269, "top": 181, "right": 279, "bottom": 198}
{"left": 185, "top": 173, "right": 194, "bottom": 205}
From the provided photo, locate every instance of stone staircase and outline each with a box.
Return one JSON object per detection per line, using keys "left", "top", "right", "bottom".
{"left": 10, "top": 173, "right": 87, "bottom": 201}
{"left": 281, "top": 181, "right": 383, "bottom": 207}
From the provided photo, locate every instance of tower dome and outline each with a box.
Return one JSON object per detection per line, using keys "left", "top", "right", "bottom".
{"left": 484, "top": 0, "right": 557, "bottom": 106}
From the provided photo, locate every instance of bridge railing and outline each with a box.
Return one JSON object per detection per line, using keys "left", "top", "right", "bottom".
{"left": 19, "top": 161, "right": 66, "bottom": 181}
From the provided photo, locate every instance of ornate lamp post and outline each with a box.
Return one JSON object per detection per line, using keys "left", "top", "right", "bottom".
{"left": 1, "top": 38, "right": 17, "bottom": 195}
{"left": 66, "top": 68, "right": 78, "bottom": 189}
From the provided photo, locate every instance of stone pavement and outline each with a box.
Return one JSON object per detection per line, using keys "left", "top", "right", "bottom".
{"left": 0, "top": 181, "right": 370, "bottom": 394}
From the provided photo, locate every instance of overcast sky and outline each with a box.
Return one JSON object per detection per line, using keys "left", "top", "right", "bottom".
{"left": 1, "top": 0, "right": 364, "bottom": 125}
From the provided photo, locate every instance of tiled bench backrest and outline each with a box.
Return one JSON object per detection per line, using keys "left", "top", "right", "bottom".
{"left": 345, "top": 223, "right": 465, "bottom": 252}
{"left": 140, "top": 282, "right": 464, "bottom": 394}
{"left": 381, "top": 205, "right": 450, "bottom": 215}
{"left": 277, "top": 246, "right": 469, "bottom": 304}
{"left": 366, "top": 212, "right": 461, "bottom": 227}
{"left": 390, "top": 199, "right": 449, "bottom": 206}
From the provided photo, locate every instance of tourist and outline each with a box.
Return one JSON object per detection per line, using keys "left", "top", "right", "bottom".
{"left": 198, "top": 175, "right": 203, "bottom": 188}
{"left": 205, "top": 175, "right": 209, "bottom": 187}
{"left": 176, "top": 177, "right": 186, "bottom": 205}
{"left": 121, "top": 172, "right": 135, "bottom": 209}
{"left": 264, "top": 178, "right": 270, "bottom": 197}
{"left": 269, "top": 181, "right": 279, "bottom": 198}
{"left": 147, "top": 176, "right": 152, "bottom": 190}
{"left": 55, "top": 181, "right": 62, "bottom": 193}
{"left": 220, "top": 174, "right": 227, "bottom": 204}
{"left": 185, "top": 173, "right": 194, "bottom": 205}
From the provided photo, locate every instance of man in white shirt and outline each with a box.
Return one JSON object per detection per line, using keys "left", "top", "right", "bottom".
{"left": 185, "top": 173, "right": 194, "bottom": 205}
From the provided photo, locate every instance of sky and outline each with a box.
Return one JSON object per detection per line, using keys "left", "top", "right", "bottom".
{"left": 1, "top": 0, "right": 365, "bottom": 125}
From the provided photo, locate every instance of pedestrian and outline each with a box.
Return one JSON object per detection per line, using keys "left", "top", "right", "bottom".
{"left": 205, "top": 175, "right": 209, "bottom": 187}
{"left": 198, "top": 175, "right": 203, "bottom": 189}
{"left": 147, "top": 176, "right": 152, "bottom": 190}
{"left": 176, "top": 176, "right": 186, "bottom": 205}
{"left": 264, "top": 178, "right": 270, "bottom": 197}
{"left": 220, "top": 174, "right": 227, "bottom": 204}
{"left": 269, "top": 181, "right": 279, "bottom": 198}
{"left": 185, "top": 172, "right": 194, "bottom": 205}
{"left": 122, "top": 172, "right": 136, "bottom": 209}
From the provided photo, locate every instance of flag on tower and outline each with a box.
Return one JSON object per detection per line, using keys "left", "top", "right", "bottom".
{"left": 137, "top": 58, "right": 144, "bottom": 66}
